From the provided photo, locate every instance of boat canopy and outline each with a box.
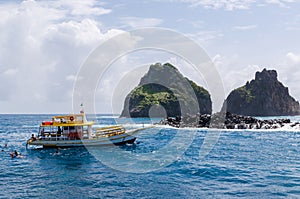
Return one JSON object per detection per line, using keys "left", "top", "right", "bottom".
{"left": 40, "top": 114, "right": 94, "bottom": 127}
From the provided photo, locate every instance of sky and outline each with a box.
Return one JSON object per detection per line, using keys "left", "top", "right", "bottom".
{"left": 0, "top": 0, "right": 300, "bottom": 114}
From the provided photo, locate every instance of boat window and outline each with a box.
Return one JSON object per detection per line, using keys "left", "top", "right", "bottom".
{"left": 63, "top": 126, "right": 75, "bottom": 130}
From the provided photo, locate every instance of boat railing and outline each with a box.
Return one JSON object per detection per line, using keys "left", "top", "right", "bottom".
{"left": 38, "top": 131, "right": 89, "bottom": 141}
{"left": 95, "top": 126, "right": 126, "bottom": 138}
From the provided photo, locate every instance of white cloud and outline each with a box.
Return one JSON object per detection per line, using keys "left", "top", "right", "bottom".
{"left": 42, "top": 0, "right": 111, "bottom": 16}
{"left": 171, "top": 0, "right": 256, "bottom": 10}
{"left": 185, "top": 31, "right": 223, "bottom": 45}
{"left": 0, "top": 0, "right": 124, "bottom": 113}
{"left": 286, "top": 52, "right": 300, "bottom": 63}
{"left": 274, "top": 52, "right": 300, "bottom": 103}
{"left": 233, "top": 25, "right": 257, "bottom": 31}
{"left": 2, "top": 68, "right": 18, "bottom": 76}
{"left": 170, "top": 0, "right": 296, "bottom": 10}
{"left": 265, "top": 0, "right": 295, "bottom": 7}
{"left": 212, "top": 52, "right": 300, "bottom": 105}
{"left": 58, "top": 0, "right": 111, "bottom": 16}
{"left": 65, "top": 74, "right": 77, "bottom": 81}
{"left": 120, "top": 17, "right": 163, "bottom": 28}
{"left": 212, "top": 54, "right": 262, "bottom": 95}
{"left": 45, "top": 19, "right": 104, "bottom": 46}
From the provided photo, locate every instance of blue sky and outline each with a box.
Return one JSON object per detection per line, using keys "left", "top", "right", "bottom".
{"left": 0, "top": 0, "right": 299, "bottom": 113}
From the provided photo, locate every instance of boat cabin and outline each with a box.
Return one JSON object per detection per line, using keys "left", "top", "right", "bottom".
{"left": 37, "top": 114, "right": 94, "bottom": 141}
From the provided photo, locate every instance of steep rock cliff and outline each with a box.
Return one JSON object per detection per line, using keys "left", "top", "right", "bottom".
{"left": 121, "top": 63, "right": 212, "bottom": 117}
{"left": 222, "top": 69, "right": 300, "bottom": 116}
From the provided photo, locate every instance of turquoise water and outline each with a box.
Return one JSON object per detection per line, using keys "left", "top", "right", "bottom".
{"left": 1, "top": 114, "right": 300, "bottom": 198}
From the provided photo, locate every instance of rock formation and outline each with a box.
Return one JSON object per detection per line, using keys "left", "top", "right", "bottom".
{"left": 120, "top": 63, "right": 212, "bottom": 117}
{"left": 158, "top": 112, "right": 299, "bottom": 130}
{"left": 222, "top": 68, "right": 300, "bottom": 116}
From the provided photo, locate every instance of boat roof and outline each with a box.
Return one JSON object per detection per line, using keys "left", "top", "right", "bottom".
{"left": 40, "top": 121, "right": 95, "bottom": 127}
{"left": 40, "top": 114, "right": 95, "bottom": 127}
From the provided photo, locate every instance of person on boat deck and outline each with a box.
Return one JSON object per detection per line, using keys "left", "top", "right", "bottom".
{"left": 31, "top": 134, "right": 36, "bottom": 141}
{"left": 41, "top": 128, "right": 45, "bottom": 137}
{"left": 57, "top": 126, "right": 62, "bottom": 137}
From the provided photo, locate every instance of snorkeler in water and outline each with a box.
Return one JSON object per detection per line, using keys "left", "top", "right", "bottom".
{"left": 10, "top": 152, "right": 16, "bottom": 158}
{"left": 9, "top": 150, "right": 25, "bottom": 158}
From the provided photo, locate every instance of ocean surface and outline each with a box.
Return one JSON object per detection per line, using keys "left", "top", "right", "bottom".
{"left": 1, "top": 114, "right": 300, "bottom": 198}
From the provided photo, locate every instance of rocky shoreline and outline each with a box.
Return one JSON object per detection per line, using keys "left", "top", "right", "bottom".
{"left": 158, "top": 112, "right": 300, "bottom": 130}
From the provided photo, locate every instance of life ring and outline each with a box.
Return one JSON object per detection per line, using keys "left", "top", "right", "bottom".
{"left": 70, "top": 116, "right": 74, "bottom": 121}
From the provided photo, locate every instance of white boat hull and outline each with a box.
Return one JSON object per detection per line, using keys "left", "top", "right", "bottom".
{"left": 28, "top": 134, "right": 136, "bottom": 148}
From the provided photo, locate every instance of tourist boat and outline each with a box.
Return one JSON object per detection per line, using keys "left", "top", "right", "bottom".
{"left": 26, "top": 112, "right": 142, "bottom": 148}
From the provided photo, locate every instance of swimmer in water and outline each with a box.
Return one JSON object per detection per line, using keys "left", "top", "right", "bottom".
{"left": 1, "top": 144, "right": 7, "bottom": 152}
{"left": 10, "top": 152, "right": 15, "bottom": 158}
{"left": 9, "top": 151, "right": 18, "bottom": 158}
{"left": 10, "top": 150, "right": 25, "bottom": 158}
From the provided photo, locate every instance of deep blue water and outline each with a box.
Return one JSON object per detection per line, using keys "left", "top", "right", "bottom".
{"left": 1, "top": 114, "right": 300, "bottom": 198}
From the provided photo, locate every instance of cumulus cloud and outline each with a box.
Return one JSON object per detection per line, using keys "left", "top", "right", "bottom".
{"left": 0, "top": 0, "right": 123, "bottom": 113}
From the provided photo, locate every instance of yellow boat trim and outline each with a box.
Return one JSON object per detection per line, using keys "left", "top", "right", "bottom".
{"left": 41, "top": 121, "right": 95, "bottom": 127}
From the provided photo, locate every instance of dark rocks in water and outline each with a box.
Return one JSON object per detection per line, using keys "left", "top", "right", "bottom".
{"left": 158, "top": 112, "right": 296, "bottom": 129}
{"left": 222, "top": 68, "right": 300, "bottom": 116}
{"left": 120, "top": 63, "right": 212, "bottom": 118}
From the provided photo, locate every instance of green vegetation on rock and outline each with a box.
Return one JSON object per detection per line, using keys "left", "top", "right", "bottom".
{"left": 222, "top": 68, "right": 300, "bottom": 116}
{"left": 121, "top": 63, "right": 212, "bottom": 118}
{"left": 234, "top": 85, "right": 255, "bottom": 104}
{"left": 131, "top": 84, "right": 177, "bottom": 108}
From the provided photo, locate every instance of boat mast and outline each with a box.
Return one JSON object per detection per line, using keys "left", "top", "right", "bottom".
{"left": 80, "top": 103, "right": 92, "bottom": 139}
{"left": 80, "top": 103, "right": 88, "bottom": 123}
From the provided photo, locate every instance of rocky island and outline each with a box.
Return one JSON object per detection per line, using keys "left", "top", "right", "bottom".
{"left": 121, "top": 66, "right": 300, "bottom": 129}
{"left": 159, "top": 112, "right": 300, "bottom": 129}
{"left": 222, "top": 68, "right": 300, "bottom": 116}
{"left": 120, "top": 63, "right": 212, "bottom": 118}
